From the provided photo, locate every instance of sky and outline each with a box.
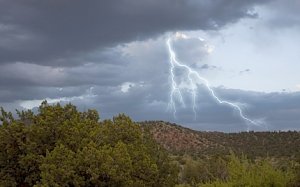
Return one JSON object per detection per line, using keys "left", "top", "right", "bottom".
{"left": 0, "top": 0, "right": 299, "bottom": 132}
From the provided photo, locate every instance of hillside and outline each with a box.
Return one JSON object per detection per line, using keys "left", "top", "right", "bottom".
{"left": 140, "top": 121, "right": 300, "bottom": 159}
{"left": 1, "top": 103, "right": 299, "bottom": 186}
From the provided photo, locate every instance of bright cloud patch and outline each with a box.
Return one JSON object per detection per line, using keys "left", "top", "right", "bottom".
{"left": 120, "top": 82, "right": 135, "bottom": 93}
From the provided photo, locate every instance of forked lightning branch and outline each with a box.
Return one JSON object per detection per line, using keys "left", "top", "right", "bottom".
{"left": 166, "top": 33, "right": 262, "bottom": 131}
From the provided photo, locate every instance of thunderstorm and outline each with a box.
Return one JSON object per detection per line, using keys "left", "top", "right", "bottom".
{"left": 166, "top": 33, "right": 263, "bottom": 131}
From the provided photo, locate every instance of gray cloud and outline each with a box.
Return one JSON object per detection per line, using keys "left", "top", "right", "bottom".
{"left": 1, "top": 0, "right": 299, "bottom": 132}
{"left": 1, "top": 35, "right": 298, "bottom": 132}
{"left": 200, "top": 64, "right": 219, "bottom": 70}
{"left": 263, "top": 0, "right": 300, "bottom": 28}
{"left": 0, "top": 0, "right": 269, "bottom": 66}
{"left": 239, "top": 68, "right": 251, "bottom": 74}
{"left": 49, "top": 83, "right": 300, "bottom": 132}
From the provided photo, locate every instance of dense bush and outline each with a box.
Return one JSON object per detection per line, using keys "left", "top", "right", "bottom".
{"left": 0, "top": 101, "right": 178, "bottom": 186}
{"left": 176, "top": 153, "right": 297, "bottom": 187}
{"left": 200, "top": 154, "right": 294, "bottom": 187}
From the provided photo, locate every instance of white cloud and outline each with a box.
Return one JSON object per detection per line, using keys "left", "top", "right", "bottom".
{"left": 120, "top": 82, "right": 135, "bottom": 93}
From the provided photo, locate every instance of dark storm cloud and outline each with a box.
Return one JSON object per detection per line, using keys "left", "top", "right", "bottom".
{"left": 264, "top": 0, "right": 300, "bottom": 28}
{"left": 1, "top": 0, "right": 299, "bottom": 132}
{"left": 70, "top": 84, "right": 300, "bottom": 132}
{"left": 0, "top": 85, "right": 92, "bottom": 103}
{"left": 0, "top": 37, "right": 169, "bottom": 103}
{"left": 0, "top": 0, "right": 269, "bottom": 66}
{"left": 0, "top": 48, "right": 128, "bottom": 89}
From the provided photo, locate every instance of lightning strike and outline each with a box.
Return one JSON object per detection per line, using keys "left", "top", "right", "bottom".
{"left": 167, "top": 34, "right": 262, "bottom": 130}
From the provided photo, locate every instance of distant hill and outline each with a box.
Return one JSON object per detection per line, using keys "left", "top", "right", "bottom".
{"left": 139, "top": 121, "right": 300, "bottom": 159}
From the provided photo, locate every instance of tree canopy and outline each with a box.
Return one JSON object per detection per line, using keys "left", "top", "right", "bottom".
{"left": 0, "top": 101, "right": 178, "bottom": 187}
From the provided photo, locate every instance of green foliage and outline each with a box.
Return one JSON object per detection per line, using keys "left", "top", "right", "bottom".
{"left": 288, "top": 156, "right": 300, "bottom": 187}
{"left": 0, "top": 102, "right": 178, "bottom": 186}
{"left": 38, "top": 144, "right": 84, "bottom": 187}
{"left": 1, "top": 104, "right": 298, "bottom": 186}
{"left": 198, "top": 153, "right": 295, "bottom": 187}
{"left": 178, "top": 155, "right": 228, "bottom": 185}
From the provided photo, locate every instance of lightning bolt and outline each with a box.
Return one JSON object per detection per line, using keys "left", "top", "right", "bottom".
{"left": 167, "top": 34, "right": 262, "bottom": 130}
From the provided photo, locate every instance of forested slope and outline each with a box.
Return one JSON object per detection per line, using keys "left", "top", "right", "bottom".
{"left": 140, "top": 121, "right": 300, "bottom": 158}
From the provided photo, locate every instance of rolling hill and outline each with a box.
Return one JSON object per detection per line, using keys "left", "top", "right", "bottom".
{"left": 140, "top": 121, "right": 300, "bottom": 159}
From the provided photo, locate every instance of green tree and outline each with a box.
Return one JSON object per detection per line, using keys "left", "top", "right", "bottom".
{"left": 0, "top": 102, "right": 178, "bottom": 186}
